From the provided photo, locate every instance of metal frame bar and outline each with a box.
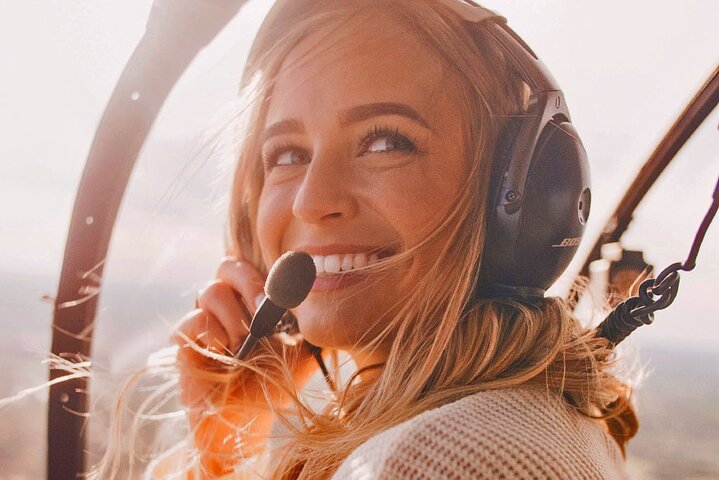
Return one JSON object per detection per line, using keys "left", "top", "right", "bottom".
{"left": 579, "top": 64, "right": 719, "bottom": 276}
{"left": 47, "top": 3, "right": 244, "bottom": 478}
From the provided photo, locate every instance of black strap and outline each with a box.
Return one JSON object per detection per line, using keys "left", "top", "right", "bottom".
{"left": 597, "top": 175, "right": 719, "bottom": 345}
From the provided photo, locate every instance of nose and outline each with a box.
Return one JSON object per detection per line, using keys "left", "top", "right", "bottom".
{"left": 292, "top": 149, "right": 359, "bottom": 224}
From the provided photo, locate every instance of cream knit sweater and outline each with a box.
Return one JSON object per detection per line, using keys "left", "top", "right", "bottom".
{"left": 148, "top": 385, "right": 630, "bottom": 479}
{"left": 331, "top": 385, "right": 629, "bottom": 479}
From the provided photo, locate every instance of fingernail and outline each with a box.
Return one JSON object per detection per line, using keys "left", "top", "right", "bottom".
{"left": 254, "top": 294, "right": 265, "bottom": 310}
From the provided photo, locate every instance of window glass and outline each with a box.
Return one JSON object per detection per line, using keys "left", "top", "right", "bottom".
{"left": 1, "top": 1, "right": 716, "bottom": 478}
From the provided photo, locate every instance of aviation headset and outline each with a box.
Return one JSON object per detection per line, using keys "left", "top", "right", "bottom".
{"left": 256, "top": 0, "right": 591, "bottom": 303}
{"left": 437, "top": 0, "right": 592, "bottom": 302}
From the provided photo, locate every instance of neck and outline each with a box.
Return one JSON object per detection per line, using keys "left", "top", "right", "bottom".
{"left": 349, "top": 343, "right": 390, "bottom": 381}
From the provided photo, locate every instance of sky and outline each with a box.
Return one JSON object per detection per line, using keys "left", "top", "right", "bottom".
{"left": 0, "top": 0, "right": 717, "bottom": 357}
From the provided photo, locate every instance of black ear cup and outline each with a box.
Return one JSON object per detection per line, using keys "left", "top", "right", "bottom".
{"left": 478, "top": 119, "right": 590, "bottom": 298}
{"left": 446, "top": 0, "right": 594, "bottom": 301}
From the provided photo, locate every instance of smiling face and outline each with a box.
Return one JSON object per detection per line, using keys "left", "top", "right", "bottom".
{"left": 255, "top": 13, "right": 469, "bottom": 366}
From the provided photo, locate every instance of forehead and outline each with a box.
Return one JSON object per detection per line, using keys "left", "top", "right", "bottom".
{"left": 264, "top": 13, "right": 458, "bottom": 127}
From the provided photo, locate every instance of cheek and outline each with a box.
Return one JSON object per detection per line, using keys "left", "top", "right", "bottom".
{"left": 256, "top": 188, "right": 293, "bottom": 264}
{"left": 369, "top": 165, "right": 464, "bottom": 246}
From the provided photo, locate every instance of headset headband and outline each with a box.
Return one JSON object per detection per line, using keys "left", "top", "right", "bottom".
{"left": 436, "top": 0, "right": 591, "bottom": 301}
{"left": 437, "top": 0, "right": 561, "bottom": 92}
{"left": 435, "top": 0, "right": 502, "bottom": 22}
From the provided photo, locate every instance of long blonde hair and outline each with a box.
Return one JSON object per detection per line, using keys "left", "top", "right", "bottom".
{"left": 216, "top": 0, "right": 638, "bottom": 478}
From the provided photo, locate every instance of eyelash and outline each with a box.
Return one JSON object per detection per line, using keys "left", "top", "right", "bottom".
{"left": 364, "top": 124, "right": 420, "bottom": 155}
{"left": 261, "top": 140, "right": 297, "bottom": 169}
{"left": 262, "top": 124, "right": 421, "bottom": 168}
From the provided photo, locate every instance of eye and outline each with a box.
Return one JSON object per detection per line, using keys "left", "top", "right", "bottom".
{"left": 358, "top": 125, "right": 418, "bottom": 157}
{"left": 275, "top": 149, "right": 306, "bottom": 166}
{"left": 262, "top": 142, "right": 309, "bottom": 169}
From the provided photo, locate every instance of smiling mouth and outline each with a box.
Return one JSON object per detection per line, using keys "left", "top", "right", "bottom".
{"left": 284, "top": 246, "right": 397, "bottom": 293}
{"left": 311, "top": 249, "right": 395, "bottom": 275}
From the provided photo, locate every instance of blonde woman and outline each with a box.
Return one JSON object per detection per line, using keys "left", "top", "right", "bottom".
{"left": 149, "top": 0, "right": 637, "bottom": 478}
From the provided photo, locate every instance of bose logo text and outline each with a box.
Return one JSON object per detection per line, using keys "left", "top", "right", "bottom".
{"left": 552, "top": 237, "right": 581, "bottom": 248}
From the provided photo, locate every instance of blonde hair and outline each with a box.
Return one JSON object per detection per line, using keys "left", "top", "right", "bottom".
{"left": 200, "top": 0, "right": 638, "bottom": 478}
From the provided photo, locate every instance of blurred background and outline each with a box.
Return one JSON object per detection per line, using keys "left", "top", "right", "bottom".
{"left": 0, "top": 0, "right": 717, "bottom": 478}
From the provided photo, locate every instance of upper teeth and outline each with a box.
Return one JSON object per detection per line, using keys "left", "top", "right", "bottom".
{"left": 312, "top": 253, "right": 381, "bottom": 274}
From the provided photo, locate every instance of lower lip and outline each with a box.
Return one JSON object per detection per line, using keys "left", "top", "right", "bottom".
{"left": 311, "top": 272, "right": 367, "bottom": 292}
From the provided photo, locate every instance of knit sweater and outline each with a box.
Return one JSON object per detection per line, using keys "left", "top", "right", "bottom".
{"left": 148, "top": 385, "right": 630, "bottom": 479}
{"left": 331, "top": 385, "right": 629, "bottom": 479}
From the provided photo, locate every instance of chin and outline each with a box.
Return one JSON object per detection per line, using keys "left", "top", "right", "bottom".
{"left": 293, "top": 270, "right": 407, "bottom": 349}
{"left": 293, "top": 301, "right": 367, "bottom": 350}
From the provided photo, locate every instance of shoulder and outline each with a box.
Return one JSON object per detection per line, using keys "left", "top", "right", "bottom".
{"left": 332, "top": 385, "right": 630, "bottom": 480}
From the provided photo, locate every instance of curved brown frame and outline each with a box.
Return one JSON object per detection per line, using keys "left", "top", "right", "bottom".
{"left": 47, "top": 3, "right": 245, "bottom": 478}
{"left": 578, "top": 65, "right": 719, "bottom": 274}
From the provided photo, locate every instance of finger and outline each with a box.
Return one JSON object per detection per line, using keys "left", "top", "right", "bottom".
{"left": 174, "top": 310, "right": 234, "bottom": 409}
{"left": 263, "top": 334, "right": 323, "bottom": 387}
{"left": 197, "top": 280, "right": 251, "bottom": 353}
{"left": 173, "top": 308, "right": 231, "bottom": 354}
{"left": 176, "top": 351, "right": 227, "bottom": 409}
{"left": 216, "top": 257, "right": 266, "bottom": 314}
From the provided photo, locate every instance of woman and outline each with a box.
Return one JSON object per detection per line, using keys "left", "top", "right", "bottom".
{"left": 150, "top": 0, "right": 637, "bottom": 478}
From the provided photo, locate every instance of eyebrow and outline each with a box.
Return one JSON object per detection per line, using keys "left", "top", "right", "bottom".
{"left": 340, "top": 102, "right": 433, "bottom": 130}
{"left": 260, "top": 119, "right": 304, "bottom": 145}
{"left": 260, "top": 102, "right": 434, "bottom": 144}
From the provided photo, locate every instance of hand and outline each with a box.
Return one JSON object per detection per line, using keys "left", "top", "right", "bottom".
{"left": 173, "top": 256, "right": 318, "bottom": 477}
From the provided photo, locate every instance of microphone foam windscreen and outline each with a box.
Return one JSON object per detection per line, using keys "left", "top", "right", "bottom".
{"left": 265, "top": 250, "right": 317, "bottom": 308}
